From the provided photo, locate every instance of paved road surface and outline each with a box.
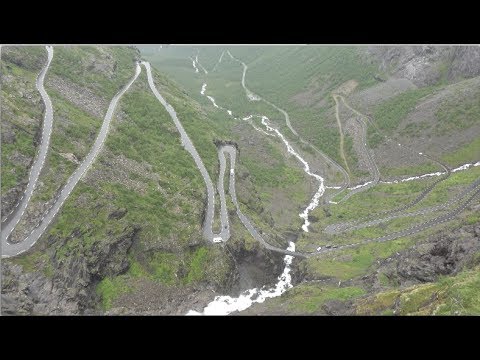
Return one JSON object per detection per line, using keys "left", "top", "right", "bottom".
{"left": 1, "top": 61, "right": 141, "bottom": 258}
{"left": 142, "top": 61, "right": 228, "bottom": 242}
{"left": 1, "top": 46, "right": 54, "bottom": 241}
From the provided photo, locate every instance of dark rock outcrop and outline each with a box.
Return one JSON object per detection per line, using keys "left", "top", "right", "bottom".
{"left": 1, "top": 225, "right": 140, "bottom": 315}
{"left": 364, "top": 223, "right": 480, "bottom": 291}
{"left": 366, "top": 46, "right": 480, "bottom": 86}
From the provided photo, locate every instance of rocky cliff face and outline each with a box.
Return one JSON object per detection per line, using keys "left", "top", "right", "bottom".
{"left": 364, "top": 220, "right": 480, "bottom": 292}
{"left": 1, "top": 46, "right": 280, "bottom": 315}
{"left": 1, "top": 225, "right": 139, "bottom": 315}
{"left": 366, "top": 45, "right": 480, "bottom": 86}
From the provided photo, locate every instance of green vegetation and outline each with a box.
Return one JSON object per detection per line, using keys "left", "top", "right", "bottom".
{"left": 50, "top": 46, "right": 137, "bottom": 99}
{"left": 185, "top": 247, "right": 210, "bottom": 284}
{"left": 322, "top": 178, "right": 436, "bottom": 227}
{"left": 369, "top": 86, "right": 437, "bottom": 147}
{"left": 285, "top": 285, "right": 365, "bottom": 313}
{"left": 96, "top": 276, "right": 133, "bottom": 311}
{"left": 241, "top": 148, "right": 304, "bottom": 188}
{"left": 300, "top": 237, "right": 414, "bottom": 281}
{"left": 1, "top": 47, "right": 45, "bottom": 194}
{"left": 95, "top": 245, "right": 232, "bottom": 310}
{"left": 410, "top": 165, "right": 480, "bottom": 209}
{"left": 249, "top": 284, "right": 365, "bottom": 314}
{"left": 10, "top": 252, "right": 46, "bottom": 273}
{"left": 435, "top": 88, "right": 480, "bottom": 135}
{"left": 379, "top": 162, "right": 441, "bottom": 178}
{"left": 442, "top": 136, "right": 480, "bottom": 166}
{"left": 356, "top": 265, "right": 480, "bottom": 315}
{"left": 1, "top": 131, "right": 36, "bottom": 192}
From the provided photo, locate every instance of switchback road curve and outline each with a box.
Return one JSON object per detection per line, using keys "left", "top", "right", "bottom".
{"left": 2, "top": 61, "right": 141, "bottom": 258}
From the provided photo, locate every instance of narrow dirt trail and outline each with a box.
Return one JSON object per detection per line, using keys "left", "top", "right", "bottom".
{"left": 185, "top": 48, "right": 479, "bottom": 259}
{"left": 333, "top": 94, "right": 351, "bottom": 175}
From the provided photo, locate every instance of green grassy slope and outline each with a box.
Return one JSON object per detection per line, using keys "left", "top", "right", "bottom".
{"left": 1, "top": 47, "right": 46, "bottom": 195}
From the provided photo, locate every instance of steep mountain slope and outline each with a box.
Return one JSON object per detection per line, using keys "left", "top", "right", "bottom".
{"left": 142, "top": 45, "right": 480, "bottom": 315}
{"left": 2, "top": 45, "right": 479, "bottom": 315}
{"left": 1, "top": 47, "right": 47, "bottom": 216}
{"left": 1, "top": 46, "right": 306, "bottom": 314}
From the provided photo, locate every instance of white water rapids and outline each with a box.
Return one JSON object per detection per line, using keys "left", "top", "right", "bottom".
{"left": 192, "top": 52, "right": 325, "bottom": 233}
{"left": 185, "top": 50, "right": 324, "bottom": 314}
{"left": 380, "top": 161, "right": 480, "bottom": 185}
{"left": 191, "top": 57, "right": 199, "bottom": 73}
{"left": 187, "top": 241, "right": 295, "bottom": 315}
{"left": 258, "top": 116, "right": 325, "bottom": 232}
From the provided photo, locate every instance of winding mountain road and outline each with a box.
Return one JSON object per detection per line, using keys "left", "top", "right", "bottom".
{"left": 220, "top": 145, "right": 305, "bottom": 257}
{"left": 194, "top": 49, "right": 479, "bottom": 258}
{"left": 143, "top": 61, "right": 229, "bottom": 243}
{"left": 145, "top": 60, "right": 303, "bottom": 257}
{"left": 316, "top": 184, "right": 480, "bottom": 256}
{"left": 328, "top": 95, "right": 453, "bottom": 226}
{"left": 225, "top": 51, "right": 350, "bottom": 202}
{"left": 1, "top": 61, "right": 141, "bottom": 258}
{"left": 334, "top": 100, "right": 381, "bottom": 203}
{"left": 333, "top": 94, "right": 351, "bottom": 175}
{"left": 1, "top": 46, "right": 54, "bottom": 240}
{"left": 327, "top": 177, "right": 480, "bottom": 234}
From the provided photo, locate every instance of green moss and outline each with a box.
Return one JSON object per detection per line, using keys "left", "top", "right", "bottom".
{"left": 356, "top": 265, "right": 480, "bottom": 315}
{"left": 303, "top": 237, "right": 413, "bottom": 281}
{"left": 185, "top": 247, "right": 210, "bottom": 284}
{"left": 356, "top": 289, "right": 400, "bottom": 315}
{"left": 149, "top": 252, "right": 180, "bottom": 285}
{"left": 286, "top": 285, "right": 365, "bottom": 313}
{"left": 96, "top": 276, "right": 132, "bottom": 311}
{"left": 11, "top": 252, "right": 45, "bottom": 273}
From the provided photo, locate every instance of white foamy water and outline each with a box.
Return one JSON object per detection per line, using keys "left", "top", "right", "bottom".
{"left": 326, "top": 186, "right": 342, "bottom": 189}
{"left": 186, "top": 241, "right": 295, "bottom": 315}
{"left": 195, "top": 55, "right": 208, "bottom": 74}
{"left": 348, "top": 181, "right": 373, "bottom": 190}
{"left": 452, "top": 161, "right": 480, "bottom": 172}
{"left": 380, "top": 161, "right": 480, "bottom": 185}
{"left": 240, "top": 115, "right": 275, "bottom": 136}
{"left": 195, "top": 61, "right": 325, "bottom": 232}
{"left": 247, "top": 92, "right": 261, "bottom": 101}
{"left": 191, "top": 58, "right": 199, "bottom": 73}
{"left": 207, "top": 95, "right": 220, "bottom": 108}
{"left": 259, "top": 116, "right": 325, "bottom": 232}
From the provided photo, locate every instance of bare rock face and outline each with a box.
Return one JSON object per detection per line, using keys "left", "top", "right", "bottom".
{"left": 448, "top": 46, "right": 480, "bottom": 81}
{"left": 322, "top": 299, "right": 355, "bottom": 315}
{"left": 364, "top": 223, "right": 480, "bottom": 291}
{"left": 1, "top": 180, "right": 28, "bottom": 219}
{"left": 46, "top": 75, "right": 109, "bottom": 119}
{"left": 1, "top": 225, "right": 140, "bottom": 315}
{"left": 365, "top": 46, "right": 480, "bottom": 86}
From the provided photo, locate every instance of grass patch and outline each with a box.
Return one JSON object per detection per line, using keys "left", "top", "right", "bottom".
{"left": 96, "top": 276, "right": 132, "bottom": 311}
{"left": 368, "top": 86, "right": 437, "bottom": 147}
{"left": 442, "top": 136, "right": 480, "bottom": 166}
{"left": 284, "top": 285, "right": 365, "bottom": 313}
